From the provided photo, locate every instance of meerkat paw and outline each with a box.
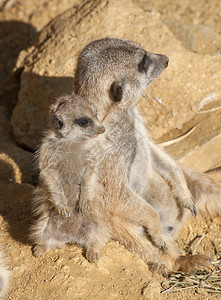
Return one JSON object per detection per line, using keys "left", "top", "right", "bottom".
{"left": 174, "top": 186, "right": 197, "bottom": 216}
{"left": 32, "top": 244, "right": 49, "bottom": 257}
{"left": 153, "top": 237, "right": 168, "bottom": 254}
{"left": 85, "top": 249, "right": 100, "bottom": 263}
{"left": 57, "top": 205, "right": 71, "bottom": 217}
{"left": 183, "top": 196, "right": 197, "bottom": 216}
{"left": 148, "top": 262, "right": 170, "bottom": 277}
{"left": 78, "top": 199, "right": 91, "bottom": 215}
{"left": 144, "top": 227, "right": 168, "bottom": 253}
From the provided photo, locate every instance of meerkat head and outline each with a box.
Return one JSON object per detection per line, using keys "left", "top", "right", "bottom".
{"left": 50, "top": 94, "right": 105, "bottom": 139}
{"left": 74, "top": 37, "right": 168, "bottom": 117}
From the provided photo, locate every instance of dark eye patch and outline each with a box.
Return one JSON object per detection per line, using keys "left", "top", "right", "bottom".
{"left": 75, "top": 118, "right": 91, "bottom": 127}
{"left": 52, "top": 115, "right": 64, "bottom": 130}
{"left": 138, "top": 54, "right": 151, "bottom": 73}
{"left": 110, "top": 81, "right": 123, "bottom": 102}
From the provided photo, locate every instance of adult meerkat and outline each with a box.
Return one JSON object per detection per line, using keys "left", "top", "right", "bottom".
{"left": 31, "top": 94, "right": 167, "bottom": 261}
{"left": 74, "top": 37, "right": 221, "bottom": 274}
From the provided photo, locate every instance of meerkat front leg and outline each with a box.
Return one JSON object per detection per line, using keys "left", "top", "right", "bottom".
{"left": 78, "top": 164, "right": 96, "bottom": 215}
{"left": 41, "top": 168, "right": 71, "bottom": 217}
{"left": 127, "top": 188, "right": 168, "bottom": 253}
{"left": 148, "top": 141, "right": 197, "bottom": 216}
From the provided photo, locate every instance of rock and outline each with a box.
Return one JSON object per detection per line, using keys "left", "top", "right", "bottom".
{"left": 0, "top": 181, "right": 34, "bottom": 244}
{"left": 177, "top": 134, "right": 221, "bottom": 172}
{"left": 141, "top": 280, "right": 161, "bottom": 300}
{"left": 0, "top": 106, "right": 33, "bottom": 184}
{"left": 134, "top": 0, "right": 221, "bottom": 39}
{"left": 11, "top": 0, "right": 221, "bottom": 171}
{"left": 207, "top": 167, "right": 221, "bottom": 182}
{"left": 165, "top": 21, "right": 221, "bottom": 55}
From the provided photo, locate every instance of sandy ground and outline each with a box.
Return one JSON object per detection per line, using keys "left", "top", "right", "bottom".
{"left": 0, "top": 0, "right": 221, "bottom": 299}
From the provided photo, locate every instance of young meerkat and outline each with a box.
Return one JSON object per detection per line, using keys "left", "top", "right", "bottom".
{"left": 74, "top": 37, "right": 221, "bottom": 274}
{"left": 31, "top": 93, "right": 167, "bottom": 261}
{"left": 31, "top": 94, "right": 109, "bottom": 261}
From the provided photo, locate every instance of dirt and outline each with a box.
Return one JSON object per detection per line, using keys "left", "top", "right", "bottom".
{"left": 0, "top": 0, "right": 221, "bottom": 299}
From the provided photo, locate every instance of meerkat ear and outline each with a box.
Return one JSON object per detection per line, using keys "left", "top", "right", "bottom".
{"left": 50, "top": 99, "right": 68, "bottom": 115}
{"left": 110, "top": 81, "right": 123, "bottom": 102}
{"left": 52, "top": 115, "right": 64, "bottom": 130}
{"left": 49, "top": 103, "right": 57, "bottom": 115}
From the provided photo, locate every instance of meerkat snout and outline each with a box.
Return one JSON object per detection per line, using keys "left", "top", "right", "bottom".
{"left": 89, "top": 124, "right": 105, "bottom": 138}
{"left": 158, "top": 54, "right": 169, "bottom": 68}
{"left": 153, "top": 53, "right": 169, "bottom": 70}
{"left": 138, "top": 53, "right": 169, "bottom": 73}
{"left": 98, "top": 127, "right": 105, "bottom": 134}
{"left": 164, "top": 57, "right": 169, "bottom": 68}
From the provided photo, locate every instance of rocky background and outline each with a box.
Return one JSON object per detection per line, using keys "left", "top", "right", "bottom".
{"left": 0, "top": 0, "right": 221, "bottom": 299}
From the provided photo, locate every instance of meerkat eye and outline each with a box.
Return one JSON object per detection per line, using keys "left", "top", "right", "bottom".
{"left": 138, "top": 54, "right": 151, "bottom": 73}
{"left": 75, "top": 118, "right": 91, "bottom": 127}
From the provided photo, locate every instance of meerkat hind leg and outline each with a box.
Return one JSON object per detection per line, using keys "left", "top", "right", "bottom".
{"left": 84, "top": 234, "right": 108, "bottom": 263}
{"left": 126, "top": 188, "right": 168, "bottom": 253}
{"left": 32, "top": 215, "right": 67, "bottom": 257}
{"left": 85, "top": 246, "right": 100, "bottom": 263}
{"left": 33, "top": 238, "right": 66, "bottom": 257}
{"left": 143, "top": 226, "right": 168, "bottom": 254}
{"left": 149, "top": 142, "right": 197, "bottom": 216}
{"left": 33, "top": 244, "right": 49, "bottom": 257}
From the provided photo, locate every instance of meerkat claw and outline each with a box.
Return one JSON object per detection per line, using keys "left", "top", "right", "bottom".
{"left": 191, "top": 204, "right": 197, "bottom": 217}
{"left": 161, "top": 241, "right": 168, "bottom": 254}
{"left": 186, "top": 205, "right": 197, "bottom": 216}
{"left": 184, "top": 197, "right": 197, "bottom": 216}
{"left": 79, "top": 201, "right": 90, "bottom": 215}
{"left": 33, "top": 245, "right": 47, "bottom": 257}
{"left": 58, "top": 206, "right": 71, "bottom": 217}
{"left": 154, "top": 238, "right": 168, "bottom": 254}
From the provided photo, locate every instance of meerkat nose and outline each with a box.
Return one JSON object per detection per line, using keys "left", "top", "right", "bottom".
{"left": 163, "top": 56, "right": 169, "bottom": 68}
{"left": 98, "top": 127, "right": 105, "bottom": 134}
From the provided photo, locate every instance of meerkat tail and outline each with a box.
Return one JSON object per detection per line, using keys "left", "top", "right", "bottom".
{"left": 111, "top": 215, "right": 213, "bottom": 275}
{"left": 0, "top": 253, "right": 10, "bottom": 299}
{"left": 174, "top": 254, "right": 212, "bottom": 273}
{"left": 110, "top": 215, "right": 177, "bottom": 274}
{"left": 183, "top": 167, "right": 221, "bottom": 217}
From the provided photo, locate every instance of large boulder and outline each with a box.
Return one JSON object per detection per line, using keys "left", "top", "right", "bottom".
{"left": 11, "top": 0, "right": 221, "bottom": 171}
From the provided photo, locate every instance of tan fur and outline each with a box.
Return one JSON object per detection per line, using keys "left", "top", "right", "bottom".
{"left": 32, "top": 92, "right": 169, "bottom": 261}
{"left": 31, "top": 94, "right": 109, "bottom": 261}
{"left": 73, "top": 37, "right": 220, "bottom": 274}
